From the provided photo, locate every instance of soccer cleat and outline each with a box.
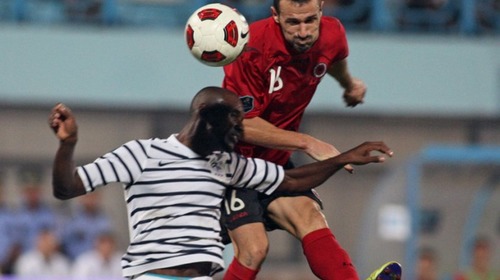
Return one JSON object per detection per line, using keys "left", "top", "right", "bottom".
{"left": 366, "top": 261, "right": 402, "bottom": 280}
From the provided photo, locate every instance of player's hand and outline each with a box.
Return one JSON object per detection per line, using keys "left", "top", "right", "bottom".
{"left": 48, "top": 103, "right": 78, "bottom": 144}
{"left": 304, "top": 135, "right": 354, "bottom": 173}
{"left": 340, "top": 141, "right": 393, "bottom": 165}
{"left": 343, "top": 77, "right": 366, "bottom": 107}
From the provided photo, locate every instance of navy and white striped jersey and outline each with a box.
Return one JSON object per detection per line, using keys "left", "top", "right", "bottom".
{"left": 76, "top": 135, "right": 285, "bottom": 278}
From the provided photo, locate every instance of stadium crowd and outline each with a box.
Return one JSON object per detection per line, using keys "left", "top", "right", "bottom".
{"left": 0, "top": 167, "right": 123, "bottom": 279}
{"left": 0, "top": 0, "right": 498, "bottom": 35}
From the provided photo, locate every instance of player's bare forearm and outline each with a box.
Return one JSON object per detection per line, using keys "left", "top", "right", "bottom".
{"left": 244, "top": 117, "right": 354, "bottom": 172}
{"left": 328, "top": 60, "right": 366, "bottom": 107}
{"left": 328, "top": 59, "right": 353, "bottom": 90}
{"left": 242, "top": 117, "right": 309, "bottom": 151}
{"left": 277, "top": 141, "right": 392, "bottom": 192}
{"left": 49, "top": 103, "right": 86, "bottom": 199}
{"left": 52, "top": 142, "right": 86, "bottom": 199}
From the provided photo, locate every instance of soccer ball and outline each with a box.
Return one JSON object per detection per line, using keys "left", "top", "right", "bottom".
{"left": 185, "top": 3, "right": 249, "bottom": 67}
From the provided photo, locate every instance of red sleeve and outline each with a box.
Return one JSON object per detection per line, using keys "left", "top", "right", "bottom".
{"left": 323, "top": 17, "right": 349, "bottom": 64}
{"left": 222, "top": 50, "right": 268, "bottom": 119}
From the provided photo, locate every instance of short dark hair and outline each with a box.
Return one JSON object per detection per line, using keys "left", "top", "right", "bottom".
{"left": 273, "top": 0, "right": 318, "bottom": 14}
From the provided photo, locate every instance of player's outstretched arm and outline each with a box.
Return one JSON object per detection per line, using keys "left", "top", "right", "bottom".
{"left": 327, "top": 59, "right": 366, "bottom": 107}
{"left": 48, "top": 103, "right": 86, "bottom": 200}
{"left": 242, "top": 117, "right": 309, "bottom": 151}
{"left": 277, "top": 141, "right": 393, "bottom": 192}
{"left": 243, "top": 116, "right": 354, "bottom": 172}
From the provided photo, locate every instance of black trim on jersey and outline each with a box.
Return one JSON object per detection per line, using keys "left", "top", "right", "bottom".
{"left": 107, "top": 160, "right": 120, "bottom": 182}
{"left": 252, "top": 160, "right": 269, "bottom": 190}
{"left": 130, "top": 203, "right": 219, "bottom": 217}
{"left": 132, "top": 177, "right": 227, "bottom": 187}
{"left": 241, "top": 158, "right": 258, "bottom": 189}
{"left": 129, "top": 235, "right": 223, "bottom": 246}
{"left": 151, "top": 144, "right": 189, "bottom": 159}
{"left": 144, "top": 166, "right": 211, "bottom": 173}
{"left": 139, "top": 224, "right": 218, "bottom": 234}
{"left": 95, "top": 161, "right": 107, "bottom": 185}
{"left": 80, "top": 166, "right": 95, "bottom": 192}
{"left": 135, "top": 139, "right": 148, "bottom": 158}
{"left": 124, "top": 247, "right": 223, "bottom": 258}
{"left": 226, "top": 154, "right": 233, "bottom": 164}
{"left": 124, "top": 247, "right": 224, "bottom": 260}
{"left": 234, "top": 157, "right": 249, "bottom": 184}
{"left": 123, "top": 142, "right": 144, "bottom": 175}
{"left": 226, "top": 154, "right": 240, "bottom": 178}
{"left": 126, "top": 190, "right": 224, "bottom": 203}
{"left": 122, "top": 249, "right": 223, "bottom": 268}
{"left": 261, "top": 164, "right": 282, "bottom": 194}
{"left": 112, "top": 151, "right": 133, "bottom": 183}
{"left": 132, "top": 212, "right": 219, "bottom": 230}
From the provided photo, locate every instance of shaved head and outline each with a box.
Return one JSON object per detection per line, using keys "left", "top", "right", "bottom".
{"left": 179, "top": 86, "right": 244, "bottom": 156}
{"left": 190, "top": 86, "right": 242, "bottom": 115}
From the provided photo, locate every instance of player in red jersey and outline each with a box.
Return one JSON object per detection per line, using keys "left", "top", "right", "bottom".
{"left": 221, "top": 1, "right": 402, "bottom": 280}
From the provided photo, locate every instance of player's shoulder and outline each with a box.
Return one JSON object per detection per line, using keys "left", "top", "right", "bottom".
{"left": 249, "top": 17, "right": 274, "bottom": 35}
{"left": 248, "top": 17, "right": 278, "bottom": 47}
{"left": 320, "top": 16, "right": 346, "bottom": 36}
{"left": 316, "top": 16, "right": 348, "bottom": 52}
{"left": 239, "top": 17, "right": 283, "bottom": 61}
{"left": 321, "top": 15, "right": 344, "bottom": 27}
{"left": 122, "top": 138, "right": 156, "bottom": 147}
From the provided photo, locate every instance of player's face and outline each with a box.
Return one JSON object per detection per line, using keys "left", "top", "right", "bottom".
{"left": 200, "top": 100, "right": 244, "bottom": 153}
{"left": 220, "top": 101, "right": 244, "bottom": 152}
{"left": 272, "top": 0, "right": 323, "bottom": 53}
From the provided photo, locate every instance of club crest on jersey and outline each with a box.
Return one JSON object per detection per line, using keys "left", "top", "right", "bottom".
{"left": 313, "top": 63, "right": 327, "bottom": 78}
{"left": 240, "top": 96, "right": 254, "bottom": 113}
{"left": 208, "top": 152, "right": 229, "bottom": 178}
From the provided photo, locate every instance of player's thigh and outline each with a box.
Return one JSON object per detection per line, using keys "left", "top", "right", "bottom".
{"left": 267, "top": 195, "right": 328, "bottom": 239}
{"left": 222, "top": 188, "right": 268, "bottom": 252}
{"left": 222, "top": 188, "right": 265, "bottom": 229}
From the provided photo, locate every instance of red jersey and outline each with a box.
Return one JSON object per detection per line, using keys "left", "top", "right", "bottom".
{"left": 223, "top": 16, "right": 349, "bottom": 165}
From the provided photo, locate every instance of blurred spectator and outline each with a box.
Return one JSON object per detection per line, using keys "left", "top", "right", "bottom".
{"left": 324, "top": 0, "right": 356, "bottom": 8}
{"left": 398, "top": 0, "right": 459, "bottom": 31}
{"left": 64, "top": 0, "right": 102, "bottom": 23}
{"left": 0, "top": 170, "right": 22, "bottom": 275}
{"left": 14, "top": 227, "right": 71, "bottom": 276}
{"left": 406, "top": 0, "right": 448, "bottom": 10}
{"left": 71, "top": 231, "right": 123, "bottom": 278}
{"left": 61, "top": 190, "right": 113, "bottom": 260}
{"left": 14, "top": 167, "right": 60, "bottom": 253}
{"left": 477, "top": 0, "right": 500, "bottom": 32}
{"left": 416, "top": 246, "right": 439, "bottom": 280}
{"left": 454, "top": 236, "right": 499, "bottom": 280}
{"left": 322, "top": 0, "right": 370, "bottom": 28}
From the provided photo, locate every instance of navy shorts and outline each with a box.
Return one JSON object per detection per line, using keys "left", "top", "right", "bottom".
{"left": 220, "top": 161, "right": 323, "bottom": 243}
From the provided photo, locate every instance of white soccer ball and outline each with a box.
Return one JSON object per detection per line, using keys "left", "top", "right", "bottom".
{"left": 185, "top": 3, "right": 249, "bottom": 67}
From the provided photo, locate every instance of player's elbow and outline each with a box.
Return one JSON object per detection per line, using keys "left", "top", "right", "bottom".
{"left": 276, "top": 176, "right": 302, "bottom": 193}
{"left": 52, "top": 184, "right": 83, "bottom": 200}
{"left": 53, "top": 187, "right": 74, "bottom": 200}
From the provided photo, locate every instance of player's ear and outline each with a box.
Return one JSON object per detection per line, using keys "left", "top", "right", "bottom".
{"left": 271, "top": 6, "right": 279, "bottom": 23}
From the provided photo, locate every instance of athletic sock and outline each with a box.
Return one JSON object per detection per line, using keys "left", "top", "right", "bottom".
{"left": 223, "top": 257, "right": 259, "bottom": 280}
{"left": 302, "top": 228, "right": 359, "bottom": 280}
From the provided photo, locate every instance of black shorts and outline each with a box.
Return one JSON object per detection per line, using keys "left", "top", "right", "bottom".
{"left": 220, "top": 161, "right": 323, "bottom": 243}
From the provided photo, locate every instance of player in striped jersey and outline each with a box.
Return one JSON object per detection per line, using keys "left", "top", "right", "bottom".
{"left": 48, "top": 86, "right": 392, "bottom": 280}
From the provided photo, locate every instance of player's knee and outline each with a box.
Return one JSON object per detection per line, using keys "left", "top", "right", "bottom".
{"left": 299, "top": 202, "right": 328, "bottom": 230}
{"left": 239, "top": 240, "right": 269, "bottom": 268}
